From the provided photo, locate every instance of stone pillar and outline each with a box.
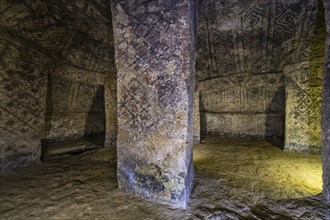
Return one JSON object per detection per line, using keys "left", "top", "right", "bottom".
{"left": 104, "top": 75, "right": 117, "bottom": 147}
{"left": 323, "top": 0, "right": 330, "bottom": 201}
{"left": 111, "top": 0, "right": 195, "bottom": 208}
{"left": 283, "top": 62, "right": 322, "bottom": 153}
{"left": 193, "top": 91, "right": 200, "bottom": 143}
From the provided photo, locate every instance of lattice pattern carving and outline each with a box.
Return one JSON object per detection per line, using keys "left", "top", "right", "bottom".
{"left": 1, "top": 0, "right": 116, "bottom": 171}
{"left": 199, "top": 73, "right": 285, "bottom": 139}
{"left": 284, "top": 62, "right": 322, "bottom": 153}
{"left": 196, "top": 0, "right": 318, "bottom": 80}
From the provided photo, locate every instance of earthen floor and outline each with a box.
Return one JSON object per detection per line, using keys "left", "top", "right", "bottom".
{"left": 1, "top": 138, "right": 329, "bottom": 219}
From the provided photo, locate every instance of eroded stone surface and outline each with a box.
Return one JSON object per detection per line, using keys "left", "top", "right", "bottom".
{"left": 44, "top": 72, "right": 104, "bottom": 146}
{"left": 196, "top": 0, "right": 318, "bottom": 81}
{"left": 198, "top": 73, "right": 285, "bottom": 144}
{"left": 111, "top": 0, "right": 196, "bottom": 207}
{"left": 193, "top": 91, "right": 201, "bottom": 143}
{"left": 104, "top": 75, "right": 117, "bottom": 147}
{"left": 0, "top": 139, "right": 329, "bottom": 219}
{"left": 0, "top": 38, "right": 48, "bottom": 174}
{"left": 0, "top": 0, "right": 117, "bottom": 173}
{"left": 281, "top": 1, "right": 325, "bottom": 154}
{"left": 284, "top": 62, "right": 323, "bottom": 153}
{"left": 196, "top": 0, "right": 325, "bottom": 153}
{"left": 323, "top": 0, "right": 330, "bottom": 201}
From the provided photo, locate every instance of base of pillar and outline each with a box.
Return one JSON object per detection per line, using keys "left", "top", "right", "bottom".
{"left": 117, "top": 161, "right": 194, "bottom": 209}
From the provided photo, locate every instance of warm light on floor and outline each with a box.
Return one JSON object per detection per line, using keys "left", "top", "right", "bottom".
{"left": 193, "top": 138, "right": 322, "bottom": 200}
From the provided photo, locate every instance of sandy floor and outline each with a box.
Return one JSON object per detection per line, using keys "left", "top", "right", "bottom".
{"left": 0, "top": 137, "right": 329, "bottom": 219}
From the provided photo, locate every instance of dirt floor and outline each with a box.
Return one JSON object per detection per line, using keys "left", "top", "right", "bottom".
{"left": 0, "top": 137, "right": 329, "bottom": 219}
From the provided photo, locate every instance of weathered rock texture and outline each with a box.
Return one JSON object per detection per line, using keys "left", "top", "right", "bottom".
{"left": 1, "top": 2, "right": 48, "bottom": 174}
{"left": 323, "top": 0, "right": 330, "bottom": 201}
{"left": 193, "top": 91, "right": 201, "bottom": 143}
{"left": 44, "top": 71, "right": 105, "bottom": 146}
{"left": 0, "top": 41, "right": 47, "bottom": 174}
{"left": 196, "top": 0, "right": 318, "bottom": 80}
{"left": 196, "top": 0, "right": 324, "bottom": 152}
{"left": 111, "top": 0, "right": 195, "bottom": 208}
{"left": 104, "top": 75, "right": 117, "bottom": 147}
{"left": 0, "top": 0, "right": 116, "bottom": 173}
{"left": 283, "top": 2, "right": 325, "bottom": 153}
{"left": 1, "top": 140, "right": 329, "bottom": 220}
{"left": 199, "top": 73, "right": 284, "bottom": 144}
{"left": 284, "top": 62, "right": 323, "bottom": 153}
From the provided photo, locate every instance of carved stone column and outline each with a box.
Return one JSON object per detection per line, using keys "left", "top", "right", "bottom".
{"left": 111, "top": 0, "right": 195, "bottom": 208}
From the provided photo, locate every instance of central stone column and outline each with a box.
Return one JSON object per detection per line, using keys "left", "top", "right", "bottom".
{"left": 111, "top": 0, "right": 195, "bottom": 208}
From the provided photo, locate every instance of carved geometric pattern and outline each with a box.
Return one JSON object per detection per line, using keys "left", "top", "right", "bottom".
{"left": 199, "top": 73, "right": 285, "bottom": 138}
{"left": 49, "top": 77, "right": 71, "bottom": 112}
{"left": 1, "top": 0, "right": 116, "bottom": 75}
{"left": 75, "top": 83, "right": 98, "bottom": 112}
{"left": 1, "top": 76, "right": 47, "bottom": 138}
{"left": 48, "top": 75, "right": 97, "bottom": 113}
{"left": 118, "top": 79, "right": 163, "bottom": 133}
{"left": 308, "top": 89, "right": 322, "bottom": 145}
{"left": 199, "top": 73, "right": 284, "bottom": 113}
{"left": 285, "top": 86, "right": 322, "bottom": 151}
{"left": 196, "top": 0, "right": 318, "bottom": 80}
{"left": 0, "top": 38, "right": 48, "bottom": 140}
{"left": 284, "top": 63, "right": 323, "bottom": 152}
{"left": 1, "top": 0, "right": 117, "bottom": 148}
{"left": 323, "top": 7, "right": 330, "bottom": 197}
{"left": 53, "top": 67, "right": 105, "bottom": 86}
{"left": 1, "top": 0, "right": 116, "bottom": 171}
{"left": 104, "top": 76, "right": 117, "bottom": 146}
{"left": 204, "top": 113, "right": 284, "bottom": 139}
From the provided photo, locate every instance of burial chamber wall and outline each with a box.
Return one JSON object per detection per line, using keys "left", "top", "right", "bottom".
{"left": 196, "top": 0, "right": 325, "bottom": 152}
{"left": 0, "top": 0, "right": 117, "bottom": 173}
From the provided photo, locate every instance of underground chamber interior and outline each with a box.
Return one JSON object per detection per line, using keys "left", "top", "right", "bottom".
{"left": 1, "top": 0, "right": 330, "bottom": 219}
{"left": 41, "top": 79, "right": 107, "bottom": 157}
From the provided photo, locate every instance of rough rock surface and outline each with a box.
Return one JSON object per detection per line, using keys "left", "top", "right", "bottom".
{"left": 0, "top": 30, "right": 48, "bottom": 174}
{"left": 198, "top": 73, "right": 284, "bottom": 144}
{"left": 283, "top": 62, "right": 323, "bottom": 153}
{"left": 196, "top": 0, "right": 318, "bottom": 80}
{"left": 44, "top": 73, "right": 105, "bottom": 146}
{"left": 104, "top": 75, "right": 117, "bottom": 147}
{"left": 196, "top": 0, "right": 325, "bottom": 153}
{"left": 0, "top": 0, "right": 117, "bottom": 173}
{"left": 111, "top": 0, "right": 196, "bottom": 208}
{"left": 0, "top": 138, "right": 329, "bottom": 219}
{"left": 323, "top": 0, "right": 330, "bottom": 201}
{"left": 193, "top": 91, "right": 201, "bottom": 143}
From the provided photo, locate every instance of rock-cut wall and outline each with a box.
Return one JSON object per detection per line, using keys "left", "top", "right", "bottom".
{"left": 196, "top": 0, "right": 318, "bottom": 80}
{"left": 199, "top": 73, "right": 284, "bottom": 143}
{"left": 196, "top": 0, "right": 324, "bottom": 150}
{"left": 112, "top": 0, "right": 196, "bottom": 208}
{"left": 44, "top": 70, "right": 106, "bottom": 146}
{"left": 0, "top": 0, "right": 116, "bottom": 173}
